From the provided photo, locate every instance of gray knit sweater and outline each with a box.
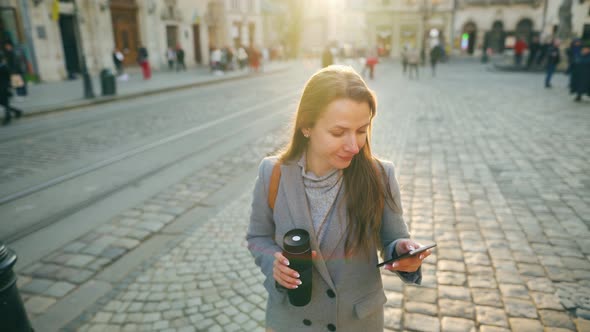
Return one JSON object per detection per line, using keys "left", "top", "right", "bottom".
{"left": 297, "top": 154, "right": 343, "bottom": 244}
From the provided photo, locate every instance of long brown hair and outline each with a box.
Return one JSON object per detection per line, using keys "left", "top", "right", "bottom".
{"left": 279, "top": 65, "right": 397, "bottom": 256}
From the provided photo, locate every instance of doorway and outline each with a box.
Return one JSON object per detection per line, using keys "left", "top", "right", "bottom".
{"left": 166, "top": 25, "right": 178, "bottom": 48}
{"left": 110, "top": 0, "right": 140, "bottom": 66}
{"left": 58, "top": 14, "right": 80, "bottom": 78}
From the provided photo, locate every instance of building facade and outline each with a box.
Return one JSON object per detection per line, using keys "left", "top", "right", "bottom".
{"left": 0, "top": 0, "right": 266, "bottom": 82}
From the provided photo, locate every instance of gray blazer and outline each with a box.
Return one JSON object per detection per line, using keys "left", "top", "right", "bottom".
{"left": 247, "top": 156, "right": 421, "bottom": 331}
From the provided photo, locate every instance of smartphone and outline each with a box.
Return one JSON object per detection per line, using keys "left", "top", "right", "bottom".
{"left": 376, "top": 243, "right": 436, "bottom": 268}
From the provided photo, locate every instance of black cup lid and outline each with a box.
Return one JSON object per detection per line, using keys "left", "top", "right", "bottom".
{"left": 283, "top": 229, "right": 310, "bottom": 254}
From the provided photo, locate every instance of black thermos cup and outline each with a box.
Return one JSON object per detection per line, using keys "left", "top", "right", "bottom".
{"left": 283, "top": 229, "right": 312, "bottom": 307}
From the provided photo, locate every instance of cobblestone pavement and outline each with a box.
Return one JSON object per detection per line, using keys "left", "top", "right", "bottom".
{"left": 18, "top": 60, "right": 590, "bottom": 331}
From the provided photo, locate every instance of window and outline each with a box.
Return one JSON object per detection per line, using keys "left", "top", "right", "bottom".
{"left": 248, "top": 0, "right": 255, "bottom": 12}
{"left": 231, "top": 0, "right": 240, "bottom": 11}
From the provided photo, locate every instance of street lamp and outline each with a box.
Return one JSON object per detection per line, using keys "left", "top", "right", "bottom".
{"left": 72, "top": 0, "right": 95, "bottom": 99}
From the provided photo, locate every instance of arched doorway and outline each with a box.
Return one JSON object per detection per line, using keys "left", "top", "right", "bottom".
{"left": 516, "top": 18, "right": 533, "bottom": 44}
{"left": 462, "top": 22, "right": 477, "bottom": 55}
{"left": 489, "top": 20, "right": 504, "bottom": 53}
{"left": 110, "top": 0, "right": 140, "bottom": 66}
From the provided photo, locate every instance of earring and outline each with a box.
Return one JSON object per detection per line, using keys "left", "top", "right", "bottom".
{"left": 303, "top": 133, "right": 309, "bottom": 138}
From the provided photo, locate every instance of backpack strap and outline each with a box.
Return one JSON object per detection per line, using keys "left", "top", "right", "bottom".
{"left": 268, "top": 161, "right": 282, "bottom": 210}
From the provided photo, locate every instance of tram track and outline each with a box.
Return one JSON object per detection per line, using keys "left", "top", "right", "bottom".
{"left": 2, "top": 92, "right": 299, "bottom": 244}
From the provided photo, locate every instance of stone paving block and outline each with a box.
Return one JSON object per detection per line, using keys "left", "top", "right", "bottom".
{"left": 44, "top": 252, "right": 74, "bottom": 265}
{"left": 43, "top": 281, "right": 76, "bottom": 297}
{"left": 525, "top": 277, "right": 555, "bottom": 293}
{"left": 504, "top": 298, "right": 538, "bottom": 318}
{"left": 476, "top": 305, "right": 509, "bottom": 327}
{"left": 405, "top": 285, "right": 438, "bottom": 303}
{"left": 499, "top": 283, "right": 530, "bottom": 300}
{"left": 20, "top": 278, "right": 53, "bottom": 294}
{"left": 509, "top": 317, "right": 543, "bottom": 332}
{"left": 439, "top": 299, "right": 475, "bottom": 319}
{"left": 464, "top": 252, "right": 491, "bottom": 266}
{"left": 468, "top": 275, "right": 497, "bottom": 289}
{"left": 404, "top": 312, "right": 440, "bottom": 332}
{"left": 538, "top": 309, "right": 575, "bottom": 330}
{"left": 439, "top": 285, "right": 471, "bottom": 301}
{"left": 28, "top": 263, "right": 61, "bottom": 279}
{"left": 405, "top": 301, "right": 438, "bottom": 316}
{"left": 66, "top": 254, "right": 96, "bottom": 268}
{"left": 495, "top": 270, "right": 524, "bottom": 285}
{"left": 440, "top": 317, "right": 476, "bottom": 332}
{"left": 547, "top": 261, "right": 580, "bottom": 282}
{"left": 25, "top": 295, "right": 56, "bottom": 314}
{"left": 467, "top": 264, "right": 494, "bottom": 275}
{"left": 531, "top": 292, "right": 565, "bottom": 310}
{"left": 385, "top": 291, "right": 402, "bottom": 308}
{"left": 384, "top": 307, "right": 401, "bottom": 330}
{"left": 438, "top": 260, "right": 466, "bottom": 272}
{"left": 517, "top": 263, "right": 547, "bottom": 277}
{"left": 438, "top": 271, "right": 466, "bottom": 286}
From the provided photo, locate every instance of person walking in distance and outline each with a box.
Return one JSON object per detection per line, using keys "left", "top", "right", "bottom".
{"left": 544, "top": 40, "right": 561, "bottom": 88}
{"left": 527, "top": 36, "right": 541, "bottom": 69}
{"left": 407, "top": 47, "right": 420, "bottom": 79}
{"left": 0, "top": 51, "right": 23, "bottom": 126}
{"left": 176, "top": 44, "right": 186, "bottom": 71}
{"left": 429, "top": 44, "right": 442, "bottom": 77}
{"left": 514, "top": 37, "right": 527, "bottom": 66}
{"left": 166, "top": 47, "right": 175, "bottom": 70}
{"left": 569, "top": 43, "right": 590, "bottom": 102}
{"left": 247, "top": 65, "right": 430, "bottom": 331}
{"left": 401, "top": 45, "right": 409, "bottom": 75}
{"left": 137, "top": 46, "right": 151, "bottom": 80}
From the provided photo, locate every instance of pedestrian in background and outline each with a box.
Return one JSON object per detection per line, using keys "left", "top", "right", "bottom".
{"left": 0, "top": 51, "right": 23, "bottom": 126}
{"left": 166, "top": 47, "right": 175, "bottom": 71}
{"left": 176, "top": 44, "right": 186, "bottom": 71}
{"left": 566, "top": 39, "right": 582, "bottom": 75}
{"left": 138, "top": 46, "right": 151, "bottom": 80}
{"left": 321, "top": 46, "right": 333, "bottom": 68}
{"left": 210, "top": 47, "right": 223, "bottom": 74}
{"left": 514, "top": 37, "right": 527, "bottom": 67}
{"left": 544, "top": 40, "right": 560, "bottom": 88}
{"left": 247, "top": 65, "right": 428, "bottom": 331}
{"left": 362, "top": 51, "right": 379, "bottom": 80}
{"left": 112, "top": 48, "right": 124, "bottom": 76}
{"left": 527, "top": 36, "right": 541, "bottom": 69}
{"left": 407, "top": 47, "right": 420, "bottom": 79}
{"left": 249, "top": 46, "right": 261, "bottom": 72}
{"left": 4, "top": 42, "right": 27, "bottom": 100}
{"left": 237, "top": 46, "right": 248, "bottom": 70}
{"left": 401, "top": 45, "right": 409, "bottom": 74}
{"left": 429, "top": 44, "right": 442, "bottom": 77}
{"left": 569, "top": 43, "right": 590, "bottom": 102}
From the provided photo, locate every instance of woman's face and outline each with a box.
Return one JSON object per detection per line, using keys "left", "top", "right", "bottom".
{"left": 303, "top": 98, "right": 372, "bottom": 176}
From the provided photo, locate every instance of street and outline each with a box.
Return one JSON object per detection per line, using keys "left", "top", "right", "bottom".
{"left": 2, "top": 59, "right": 589, "bottom": 331}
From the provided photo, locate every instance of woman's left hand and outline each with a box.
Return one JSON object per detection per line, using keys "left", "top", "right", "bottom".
{"left": 384, "top": 239, "right": 431, "bottom": 273}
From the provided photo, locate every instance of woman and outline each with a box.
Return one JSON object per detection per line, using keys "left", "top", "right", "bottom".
{"left": 247, "top": 65, "right": 431, "bottom": 331}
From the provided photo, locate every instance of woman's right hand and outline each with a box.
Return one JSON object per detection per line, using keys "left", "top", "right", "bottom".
{"left": 273, "top": 251, "right": 316, "bottom": 289}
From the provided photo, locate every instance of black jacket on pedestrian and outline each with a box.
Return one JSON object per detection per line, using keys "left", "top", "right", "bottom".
{"left": 0, "top": 62, "right": 12, "bottom": 105}
{"left": 569, "top": 51, "right": 590, "bottom": 96}
{"left": 546, "top": 46, "right": 560, "bottom": 67}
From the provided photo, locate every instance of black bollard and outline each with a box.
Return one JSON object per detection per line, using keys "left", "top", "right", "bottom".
{"left": 0, "top": 241, "right": 33, "bottom": 332}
